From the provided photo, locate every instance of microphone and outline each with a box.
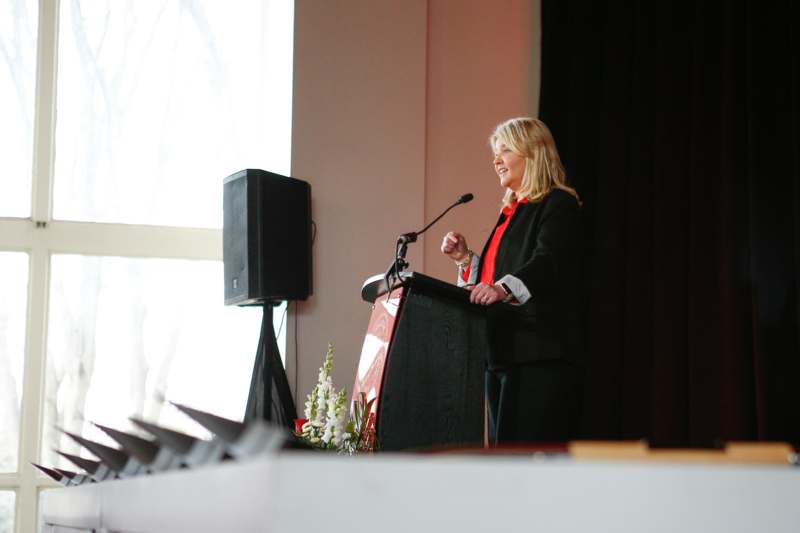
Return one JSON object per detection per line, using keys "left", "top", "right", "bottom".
{"left": 399, "top": 192, "right": 474, "bottom": 244}
{"left": 384, "top": 193, "right": 474, "bottom": 288}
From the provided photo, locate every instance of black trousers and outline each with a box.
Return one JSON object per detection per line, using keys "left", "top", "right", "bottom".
{"left": 485, "top": 360, "right": 583, "bottom": 445}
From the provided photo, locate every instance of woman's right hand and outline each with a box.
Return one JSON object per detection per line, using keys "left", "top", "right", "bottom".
{"left": 441, "top": 231, "right": 468, "bottom": 262}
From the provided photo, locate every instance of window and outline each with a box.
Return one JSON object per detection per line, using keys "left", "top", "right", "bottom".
{"left": 53, "top": 0, "right": 293, "bottom": 228}
{"left": 0, "top": 253, "right": 29, "bottom": 475}
{"left": 0, "top": 492, "right": 15, "bottom": 533}
{"left": 42, "top": 255, "right": 265, "bottom": 468}
{"left": 0, "top": 0, "right": 37, "bottom": 218}
{"left": 0, "top": 1, "right": 294, "bottom": 530}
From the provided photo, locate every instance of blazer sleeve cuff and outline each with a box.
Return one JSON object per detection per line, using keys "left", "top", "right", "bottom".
{"left": 497, "top": 273, "right": 532, "bottom": 304}
{"left": 457, "top": 253, "right": 480, "bottom": 287}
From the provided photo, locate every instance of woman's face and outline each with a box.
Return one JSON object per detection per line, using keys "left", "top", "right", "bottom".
{"left": 493, "top": 141, "right": 525, "bottom": 192}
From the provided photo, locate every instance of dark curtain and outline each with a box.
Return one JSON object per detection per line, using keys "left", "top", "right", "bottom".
{"left": 539, "top": 0, "right": 800, "bottom": 446}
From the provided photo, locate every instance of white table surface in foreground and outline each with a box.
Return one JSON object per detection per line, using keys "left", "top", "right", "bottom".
{"left": 41, "top": 452, "right": 800, "bottom": 533}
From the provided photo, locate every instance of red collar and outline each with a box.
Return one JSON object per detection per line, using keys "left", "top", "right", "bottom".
{"left": 501, "top": 196, "right": 529, "bottom": 216}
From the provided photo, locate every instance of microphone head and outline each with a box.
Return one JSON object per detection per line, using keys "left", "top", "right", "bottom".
{"left": 458, "top": 193, "right": 474, "bottom": 204}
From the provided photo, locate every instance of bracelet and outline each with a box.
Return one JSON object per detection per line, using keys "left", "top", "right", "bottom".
{"left": 455, "top": 249, "right": 474, "bottom": 268}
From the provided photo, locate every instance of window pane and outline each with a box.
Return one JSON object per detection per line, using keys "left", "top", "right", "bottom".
{"left": 53, "top": 0, "right": 294, "bottom": 228}
{"left": 37, "top": 488, "right": 50, "bottom": 533}
{"left": 0, "top": 0, "right": 38, "bottom": 218}
{"left": 0, "top": 491, "right": 15, "bottom": 533}
{"left": 0, "top": 252, "right": 29, "bottom": 473}
{"left": 42, "top": 255, "right": 262, "bottom": 468}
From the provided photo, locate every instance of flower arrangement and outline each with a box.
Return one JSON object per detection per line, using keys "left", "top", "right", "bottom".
{"left": 294, "top": 343, "right": 377, "bottom": 454}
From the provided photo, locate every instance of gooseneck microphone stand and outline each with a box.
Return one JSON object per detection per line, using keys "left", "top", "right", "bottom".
{"left": 384, "top": 193, "right": 474, "bottom": 289}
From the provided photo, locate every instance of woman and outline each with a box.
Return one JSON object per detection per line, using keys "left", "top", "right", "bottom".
{"left": 440, "top": 117, "right": 584, "bottom": 444}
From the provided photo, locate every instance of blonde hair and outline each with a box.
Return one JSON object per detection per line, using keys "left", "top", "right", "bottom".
{"left": 490, "top": 117, "right": 579, "bottom": 207}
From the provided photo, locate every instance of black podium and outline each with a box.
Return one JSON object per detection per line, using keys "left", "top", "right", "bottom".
{"left": 356, "top": 272, "right": 535, "bottom": 451}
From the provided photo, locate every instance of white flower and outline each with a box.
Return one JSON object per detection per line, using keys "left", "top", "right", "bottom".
{"left": 298, "top": 343, "right": 375, "bottom": 453}
{"left": 324, "top": 389, "right": 348, "bottom": 448}
{"left": 321, "top": 426, "right": 333, "bottom": 445}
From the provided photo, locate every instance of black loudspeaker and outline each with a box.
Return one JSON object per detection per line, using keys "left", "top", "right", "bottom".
{"left": 223, "top": 169, "right": 312, "bottom": 305}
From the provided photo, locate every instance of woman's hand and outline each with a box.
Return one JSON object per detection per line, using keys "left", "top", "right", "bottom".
{"left": 468, "top": 282, "right": 507, "bottom": 306}
{"left": 441, "top": 231, "right": 468, "bottom": 262}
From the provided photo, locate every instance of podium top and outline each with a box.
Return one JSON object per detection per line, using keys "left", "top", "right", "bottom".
{"left": 361, "top": 271, "right": 467, "bottom": 304}
{"left": 361, "top": 272, "right": 523, "bottom": 318}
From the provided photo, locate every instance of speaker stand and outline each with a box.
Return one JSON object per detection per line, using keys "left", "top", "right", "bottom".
{"left": 244, "top": 303, "right": 297, "bottom": 426}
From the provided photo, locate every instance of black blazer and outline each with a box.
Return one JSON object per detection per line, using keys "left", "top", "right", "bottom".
{"left": 480, "top": 188, "right": 584, "bottom": 364}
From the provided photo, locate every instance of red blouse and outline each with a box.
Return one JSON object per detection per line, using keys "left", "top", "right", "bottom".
{"left": 460, "top": 197, "right": 528, "bottom": 284}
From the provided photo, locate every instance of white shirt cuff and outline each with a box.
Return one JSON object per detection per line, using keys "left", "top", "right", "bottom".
{"left": 497, "top": 274, "right": 532, "bottom": 304}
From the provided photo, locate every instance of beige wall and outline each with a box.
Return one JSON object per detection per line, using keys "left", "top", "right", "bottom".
{"left": 424, "top": 0, "right": 535, "bottom": 280}
{"left": 291, "top": 0, "right": 539, "bottom": 404}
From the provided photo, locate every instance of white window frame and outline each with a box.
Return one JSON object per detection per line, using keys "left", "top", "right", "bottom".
{"left": 0, "top": 1, "right": 296, "bottom": 530}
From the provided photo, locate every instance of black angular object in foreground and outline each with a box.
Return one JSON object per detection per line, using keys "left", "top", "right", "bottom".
{"left": 34, "top": 456, "right": 103, "bottom": 486}
{"left": 129, "top": 417, "right": 228, "bottom": 468}
{"left": 61, "top": 430, "right": 145, "bottom": 478}
{"left": 41, "top": 405, "right": 301, "bottom": 490}
{"left": 94, "top": 422, "right": 182, "bottom": 472}
{"left": 129, "top": 417, "right": 198, "bottom": 454}
{"left": 32, "top": 463, "right": 69, "bottom": 486}
{"left": 55, "top": 451, "right": 100, "bottom": 474}
{"left": 170, "top": 401, "right": 246, "bottom": 443}
{"left": 56, "top": 450, "right": 116, "bottom": 482}
{"left": 51, "top": 466, "right": 93, "bottom": 486}
{"left": 170, "top": 401, "right": 288, "bottom": 458}
{"left": 93, "top": 423, "right": 159, "bottom": 464}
